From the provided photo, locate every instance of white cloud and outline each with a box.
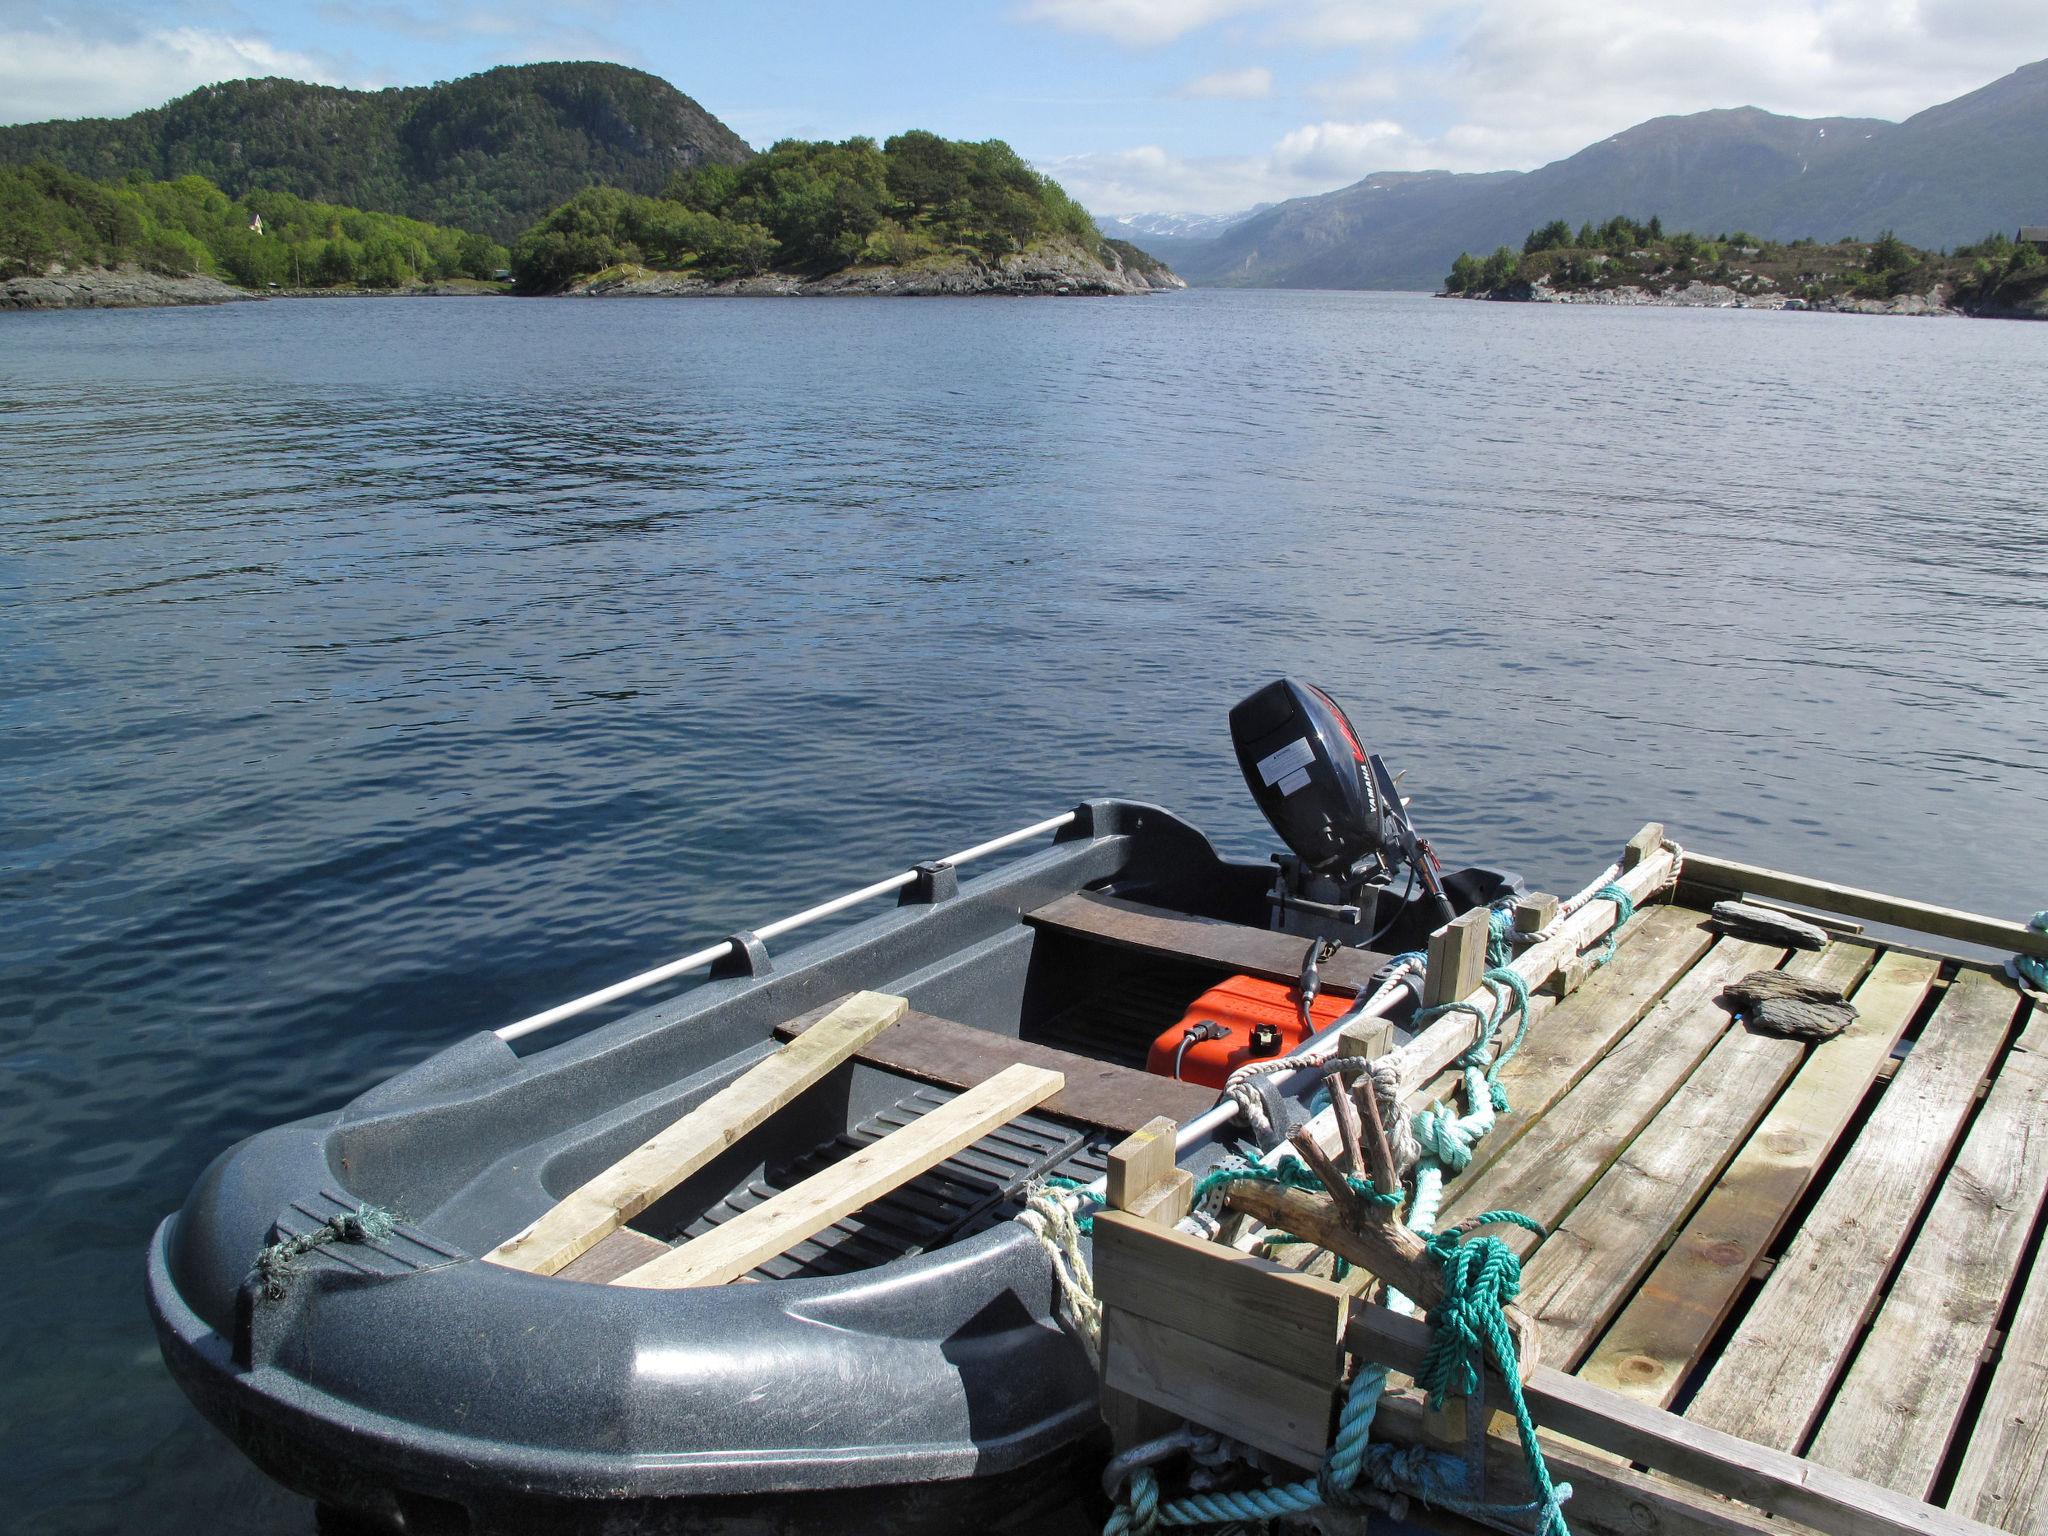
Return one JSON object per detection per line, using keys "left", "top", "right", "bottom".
{"left": 1045, "top": 118, "right": 1458, "bottom": 215}
{"left": 1017, "top": 0, "right": 1270, "bottom": 46}
{"left": 0, "top": 24, "right": 341, "bottom": 123}
{"left": 1045, "top": 0, "right": 2048, "bottom": 214}
{"left": 1177, "top": 65, "right": 1272, "bottom": 98}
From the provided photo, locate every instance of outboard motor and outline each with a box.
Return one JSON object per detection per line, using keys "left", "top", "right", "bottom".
{"left": 1229, "top": 678, "right": 1457, "bottom": 940}
{"left": 1145, "top": 679, "right": 1521, "bottom": 1093}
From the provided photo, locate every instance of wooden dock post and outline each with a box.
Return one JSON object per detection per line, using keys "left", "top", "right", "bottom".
{"left": 1423, "top": 908, "right": 1489, "bottom": 1011}
{"left": 1513, "top": 892, "right": 1560, "bottom": 938}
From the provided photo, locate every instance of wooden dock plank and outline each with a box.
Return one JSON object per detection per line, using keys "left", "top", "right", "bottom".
{"left": 1949, "top": 1043, "right": 2048, "bottom": 1530}
{"left": 1578, "top": 948, "right": 1939, "bottom": 1406}
{"left": 612, "top": 1062, "right": 1063, "bottom": 1288}
{"left": 1348, "top": 1307, "right": 2006, "bottom": 1536}
{"left": 1684, "top": 967, "right": 2021, "bottom": 1450}
{"left": 1518, "top": 944, "right": 1874, "bottom": 1368}
{"left": 1805, "top": 998, "right": 2047, "bottom": 1499}
{"left": 1454, "top": 903, "right": 1720, "bottom": 1191}
{"left": 777, "top": 997, "right": 1214, "bottom": 1134}
{"left": 1438, "top": 936, "right": 1786, "bottom": 1257}
{"left": 1023, "top": 889, "right": 1390, "bottom": 994}
{"left": 1679, "top": 853, "right": 2048, "bottom": 961}
{"left": 487, "top": 991, "right": 908, "bottom": 1275}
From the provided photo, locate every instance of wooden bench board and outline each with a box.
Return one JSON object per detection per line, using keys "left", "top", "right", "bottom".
{"left": 1684, "top": 966, "right": 2021, "bottom": 1451}
{"left": 555, "top": 1225, "right": 671, "bottom": 1284}
{"left": 778, "top": 996, "right": 1216, "bottom": 1134}
{"left": 1024, "top": 890, "right": 1391, "bottom": 994}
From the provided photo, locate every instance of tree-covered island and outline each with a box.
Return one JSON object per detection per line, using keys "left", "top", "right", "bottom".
{"left": 2, "top": 127, "right": 1177, "bottom": 308}
{"left": 510, "top": 132, "right": 1175, "bottom": 295}
{"left": 1442, "top": 215, "right": 2048, "bottom": 318}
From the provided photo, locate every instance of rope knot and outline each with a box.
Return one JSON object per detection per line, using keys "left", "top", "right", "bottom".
{"left": 252, "top": 1204, "right": 395, "bottom": 1301}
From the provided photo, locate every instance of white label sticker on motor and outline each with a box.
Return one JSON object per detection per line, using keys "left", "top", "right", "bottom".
{"left": 1257, "top": 737, "right": 1315, "bottom": 788}
{"left": 1276, "top": 766, "right": 1313, "bottom": 796}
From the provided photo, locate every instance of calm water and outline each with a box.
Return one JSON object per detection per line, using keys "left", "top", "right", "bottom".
{"left": 2, "top": 290, "right": 2044, "bottom": 1532}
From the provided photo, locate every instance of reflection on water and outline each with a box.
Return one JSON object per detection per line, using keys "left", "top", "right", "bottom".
{"left": 1, "top": 291, "right": 2044, "bottom": 1532}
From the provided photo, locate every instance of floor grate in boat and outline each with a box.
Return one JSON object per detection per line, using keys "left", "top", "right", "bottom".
{"left": 1027, "top": 953, "right": 1218, "bottom": 1069}
{"left": 673, "top": 1084, "right": 1113, "bottom": 1281}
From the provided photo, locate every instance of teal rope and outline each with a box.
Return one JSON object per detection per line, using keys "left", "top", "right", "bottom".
{"left": 1487, "top": 901, "right": 1518, "bottom": 968}
{"left": 1417, "top": 1215, "right": 1571, "bottom": 1536}
{"left": 1414, "top": 966, "right": 1532, "bottom": 1113}
{"left": 1044, "top": 1175, "right": 1105, "bottom": 1234}
{"left": 2017, "top": 913, "right": 2048, "bottom": 992}
{"left": 1590, "top": 883, "right": 1635, "bottom": 965}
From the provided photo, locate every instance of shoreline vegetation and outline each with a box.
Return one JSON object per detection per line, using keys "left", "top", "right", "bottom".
{"left": 1441, "top": 215, "right": 2048, "bottom": 319}
{"left": 2, "top": 132, "right": 1180, "bottom": 311}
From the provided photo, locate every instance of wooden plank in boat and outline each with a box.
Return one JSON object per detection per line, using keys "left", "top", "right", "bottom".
{"left": 1437, "top": 936, "right": 1787, "bottom": 1256}
{"left": 1519, "top": 943, "right": 1874, "bottom": 1368}
{"left": 1805, "top": 997, "right": 2048, "bottom": 1499}
{"left": 1578, "top": 948, "right": 1939, "bottom": 1408}
{"left": 1949, "top": 1048, "right": 2048, "bottom": 1530}
{"left": 554, "top": 1226, "right": 670, "bottom": 1284}
{"left": 776, "top": 998, "right": 1215, "bottom": 1134}
{"left": 1684, "top": 966, "right": 2020, "bottom": 1450}
{"left": 1680, "top": 852, "right": 2048, "bottom": 961}
{"left": 1022, "top": 890, "right": 1389, "bottom": 993}
{"left": 612, "top": 1062, "right": 1064, "bottom": 1289}
{"left": 485, "top": 991, "right": 909, "bottom": 1276}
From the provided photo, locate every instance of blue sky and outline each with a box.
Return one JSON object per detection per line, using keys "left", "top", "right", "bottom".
{"left": 4, "top": 1, "right": 2045, "bottom": 213}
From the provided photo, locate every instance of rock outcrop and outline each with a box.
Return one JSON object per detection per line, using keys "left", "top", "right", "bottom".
{"left": 568, "top": 240, "right": 1184, "bottom": 298}
{"left": 2, "top": 264, "right": 256, "bottom": 310}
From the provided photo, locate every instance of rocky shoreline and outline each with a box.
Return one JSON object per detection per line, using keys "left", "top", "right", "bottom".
{"left": 5, "top": 243, "right": 1182, "bottom": 311}
{"left": 1445, "top": 277, "right": 2046, "bottom": 319}
{"left": 568, "top": 241, "right": 1184, "bottom": 298}
{"left": 2, "top": 265, "right": 257, "bottom": 310}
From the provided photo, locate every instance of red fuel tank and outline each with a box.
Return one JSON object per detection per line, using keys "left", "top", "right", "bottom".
{"left": 1146, "top": 975, "right": 1353, "bottom": 1090}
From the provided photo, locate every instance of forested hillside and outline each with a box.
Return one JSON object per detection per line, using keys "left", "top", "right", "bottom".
{"left": 0, "top": 63, "right": 752, "bottom": 242}
{"left": 0, "top": 163, "right": 505, "bottom": 286}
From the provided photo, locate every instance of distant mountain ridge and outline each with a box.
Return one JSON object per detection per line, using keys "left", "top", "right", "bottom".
{"left": 0, "top": 63, "right": 753, "bottom": 242}
{"left": 1172, "top": 58, "right": 2048, "bottom": 289}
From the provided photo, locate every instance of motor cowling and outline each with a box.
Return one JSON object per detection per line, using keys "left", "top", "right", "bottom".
{"left": 1229, "top": 679, "right": 1402, "bottom": 878}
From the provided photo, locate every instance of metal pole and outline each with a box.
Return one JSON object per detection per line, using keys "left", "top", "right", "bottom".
{"left": 493, "top": 811, "right": 1078, "bottom": 1044}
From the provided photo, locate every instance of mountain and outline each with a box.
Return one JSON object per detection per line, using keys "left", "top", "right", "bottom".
{"left": 1169, "top": 57, "right": 2048, "bottom": 289}
{"left": 0, "top": 63, "right": 753, "bottom": 242}
{"left": 1719, "top": 58, "right": 2048, "bottom": 249}
{"left": 1093, "top": 206, "right": 1268, "bottom": 270}
{"left": 1112, "top": 206, "right": 1272, "bottom": 239}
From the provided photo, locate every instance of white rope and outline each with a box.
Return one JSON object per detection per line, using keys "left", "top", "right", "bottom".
{"left": 1019, "top": 1185, "right": 1102, "bottom": 1362}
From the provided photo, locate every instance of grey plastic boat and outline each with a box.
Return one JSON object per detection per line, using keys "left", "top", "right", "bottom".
{"left": 147, "top": 686, "right": 1517, "bottom": 1534}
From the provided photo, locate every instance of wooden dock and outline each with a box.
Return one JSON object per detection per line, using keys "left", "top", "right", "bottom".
{"left": 1095, "top": 832, "right": 2048, "bottom": 1536}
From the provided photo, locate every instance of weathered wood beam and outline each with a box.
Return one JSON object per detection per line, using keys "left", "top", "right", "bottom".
{"left": 1680, "top": 851, "right": 2048, "bottom": 959}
